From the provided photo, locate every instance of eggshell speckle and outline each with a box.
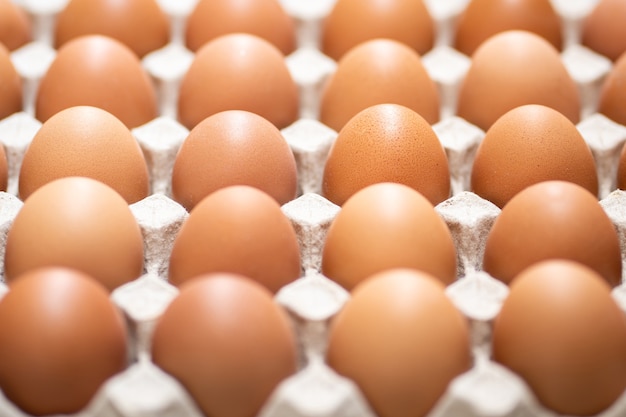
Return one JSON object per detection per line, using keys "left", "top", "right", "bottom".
{"left": 582, "top": 0, "right": 626, "bottom": 61}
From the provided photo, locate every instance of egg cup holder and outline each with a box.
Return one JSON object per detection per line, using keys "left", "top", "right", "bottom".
{"left": 1, "top": 0, "right": 626, "bottom": 417}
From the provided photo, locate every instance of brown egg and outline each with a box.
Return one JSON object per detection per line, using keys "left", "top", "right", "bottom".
{"left": 4, "top": 177, "right": 145, "bottom": 291}
{"left": 483, "top": 181, "right": 621, "bottom": 286}
{"left": 454, "top": 0, "right": 562, "bottom": 56}
{"left": 0, "top": 42, "right": 22, "bottom": 120}
{"left": 617, "top": 142, "right": 626, "bottom": 190}
{"left": 320, "top": 38, "right": 439, "bottom": 132}
{"left": 0, "top": 141, "right": 7, "bottom": 192}
{"left": 168, "top": 185, "right": 301, "bottom": 293}
{"left": 35, "top": 35, "right": 158, "bottom": 128}
{"left": 0, "top": 0, "right": 31, "bottom": 51}
{"left": 54, "top": 0, "right": 170, "bottom": 57}
{"left": 323, "top": 104, "right": 450, "bottom": 206}
{"left": 582, "top": 0, "right": 626, "bottom": 61}
{"left": 0, "top": 267, "right": 127, "bottom": 416}
{"left": 327, "top": 268, "right": 471, "bottom": 417}
{"left": 597, "top": 51, "right": 626, "bottom": 126}
{"left": 321, "top": 0, "right": 434, "bottom": 61}
{"left": 178, "top": 33, "right": 298, "bottom": 131}
{"left": 152, "top": 273, "right": 297, "bottom": 417}
{"left": 185, "top": 0, "right": 295, "bottom": 55}
{"left": 172, "top": 110, "right": 297, "bottom": 211}
{"left": 471, "top": 104, "right": 598, "bottom": 208}
{"left": 19, "top": 106, "right": 150, "bottom": 204}
{"left": 493, "top": 260, "right": 626, "bottom": 416}
{"left": 456, "top": 30, "right": 580, "bottom": 131}
{"left": 322, "top": 182, "right": 457, "bottom": 291}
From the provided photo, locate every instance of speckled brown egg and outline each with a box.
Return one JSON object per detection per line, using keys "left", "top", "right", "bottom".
{"left": 185, "top": 0, "right": 295, "bottom": 55}
{"left": 320, "top": 38, "right": 439, "bottom": 132}
{"left": 168, "top": 185, "right": 301, "bottom": 293}
{"left": 482, "top": 181, "right": 621, "bottom": 287}
{"left": 322, "top": 182, "right": 457, "bottom": 291}
{"left": 493, "top": 260, "right": 626, "bottom": 416}
{"left": 54, "top": 0, "right": 170, "bottom": 57}
{"left": 172, "top": 110, "right": 297, "bottom": 211}
{"left": 323, "top": 103, "right": 450, "bottom": 206}
{"left": 0, "top": 267, "right": 128, "bottom": 416}
{"left": 456, "top": 30, "right": 580, "bottom": 131}
{"left": 597, "top": 51, "right": 626, "bottom": 126}
{"left": 178, "top": 33, "right": 299, "bottom": 130}
{"left": 19, "top": 106, "right": 150, "bottom": 204}
{"left": 321, "top": 0, "right": 434, "bottom": 61}
{"left": 35, "top": 35, "right": 158, "bottom": 128}
{"left": 4, "top": 177, "right": 145, "bottom": 292}
{"left": 0, "top": 0, "right": 31, "bottom": 51}
{"left": 327, "top": 268, "right": 471, "bottom": 417}
{"left": 471, "top": 104, "right": 598, "bottom": 208}
{"left": 582, "top": 0, "right": 626, "bottom": 61}
{"left": 0, "top": 42, "right": 22, "bottom": 120}
{"left": 454, "top": 0, "right": 562, "bottom": 56}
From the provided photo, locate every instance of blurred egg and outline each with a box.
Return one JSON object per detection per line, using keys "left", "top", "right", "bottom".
{"left": 617, "top": 142, "right": 626, "bottom": 190}
{"left": 152, "top": 273, "right": 297, "bottom": 417}
{"left": 320, "top": 38, "right": 439, "bottom": 132}
{"left": 321, "top": 0, "right": 434, "bottom": 61}
{"left": 471, "top": 104, "right": 598, "bottom": 208}
{"left": 492, "top": 260, "right": 626, "bottom": 416}
{"left": 0, "top": 141, "right": 7, "bottom": 192}
{"left": 0, "top": 0, "right": 31, "bottom": 51}
{"left": 581, "top": 0, "right": 626, "bottom": 61}
{"left": 327, "top": 268, "right": 471, "bottom": 417}
{"left": 0, "top": 42, "right": 22, "bottom": 120}
{"left": 322, "top": 182, "right": 457, "bottom": 291}
{"left": 4, "top": 177, "right": 144, "bottom": 291}
{"left": 454, "top": 0, "right": 562, "bottom": 56}
{"left": 597, "top": 51, "right": 626, "bottom": 126}
{"left": 185, "top": 0, "right": 295, "bottom": 55}
{"left": 482, "top": 181, "right": 621, "bottom": 286}
{"left": 168, "top": 185, "right": 301, "bottom": 293}
{"left": 19, "top": 106, "right": 150, "bottom": 204}
{"left": 35, "top": 35, "right": 158, "bottom": 128}
{"left": 323, "top": 103, "right": 450, "bottom": 206}
{"left": 177, "top": 33, "right": 298, "bottom": 130}
{"left": 0, "top": 267, "right": 127, "bottom": 416}
{"left": 172, "top": 110, "right": 297, "bottom": 211}
{"left": 54, "top": 0, "right": 170, "bottom": 57}
{"left": 456, "top": 30, "right": 580, "bottom": 131}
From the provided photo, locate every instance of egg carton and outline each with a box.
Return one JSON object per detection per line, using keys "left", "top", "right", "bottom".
{"left": 1, "top": 0, "right": 626, "bottom": 417}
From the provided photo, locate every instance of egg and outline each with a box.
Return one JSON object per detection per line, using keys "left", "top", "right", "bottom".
{"left": 471, "top": 104, "right": 598, "bottom": 208}
{"left": 0, "top": 0, "right": 31, "bottom": 51}
{"left": 597, "top": 51, "right": 626, "bottom": 126}
{"left": 492, "top": 260, "right": 626, "bottom": 416}
{"left": 320, "top": 38, "right": 439, "bottom": 132}
{"left": 54, "top": 0, "right": 170, "bottom": 57}
{"left": 177, "top": 33, "right": 298, "bottom": 130}
{"left": 151, "top": 273, "right": 297, "bottom": 417}
{"left": 581, "top": 0, "right": 626, "bottom": 61}
{"left": 35, "top": 35, "right": 158, "bottom": 128}
{"left": 0, "top": 267, "right": 128, "bottom": 416}
{"left": 456, "top": 30, "right": 580, "bottom": 131}
{"left": 4, "top": 177, "right": 145, "bottom": 291}
{"left": 322, "top": 182, "right": 457, "bottom": 291}
{"left": 171, "top": 110, "right": 297, "bottom": 211}
{"left": 327, "top": 268, "right": 471, "bottom": 417}
{"left": 168, "top": 185, "right": 301, "bottom": 293}
{"left": 321, "top": 0, "right": 434, "bottom": 61}
{"left": 322, "top": 103, "right": 450, "bottom": 206}
{"left": 482, "top": 180, "right": 622, "bottom": 286}
{"left": 0, "top": 42, "right": 22, "bottom": 120}
{"left": 19, "top": 106, "right": 150, "bottom": 204}
{"left": 453, "top": 0, "right": 562, "bottom": 56}
{"left": 617, "top": 142, "right": 626, "bottom": 190}
{"left": 185, "top": 0, "right": 295, "bottom": 55}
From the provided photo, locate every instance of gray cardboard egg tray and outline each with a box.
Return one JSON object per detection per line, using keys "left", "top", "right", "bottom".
{"left": 1, "top": 0, "right": 626, "bottom": 416}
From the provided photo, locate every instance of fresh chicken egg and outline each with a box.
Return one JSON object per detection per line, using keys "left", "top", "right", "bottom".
{"left": 581, "top": 0, "right": 626, "bottom": 61}
{"left": 0, "top": 42, "right": 22, "bottom": 120}
{"left": 597, "top": 51, "right": 626, "bottom": 126}
{"left": 0, "top": 0, "right": 31, "bottom": 51}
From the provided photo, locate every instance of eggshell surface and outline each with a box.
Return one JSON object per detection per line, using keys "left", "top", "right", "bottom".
{"left": 152, "top": 273, "right": 297, "bottom": 417}
{"left": 0, "top": 43, "right": 22, "bottom": 120}
{"left": 597, "top": 51, "right": 626, "bottom": 126}
{"left": 0, "top": 267, "right": 128, "bottom": 416}
{"left": 322, "top": 182, "right": 457, "bottom": 290}
{"left": 327, "top": 268, "right": 471, "bottom": 417}
{"left": 482, "top": 181, "right": 622, "bottom": 286}
{"left": 582, "top": 0, "right": 626, "bottom": 61}
{"left": 492, "top": 260, "right": 626, "bottom": 416}
{"left": 322, "top": 103, "right": 450, "bottom": 206}
{"left": 0, "top": 0, "right": 31, "bottom": 51}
